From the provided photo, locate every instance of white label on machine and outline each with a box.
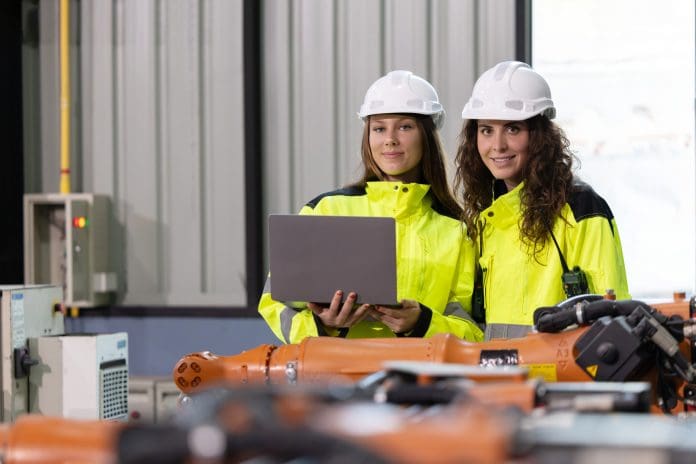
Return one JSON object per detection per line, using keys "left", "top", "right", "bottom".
{"left": 11, "top": 293, "right": 25, "bottom": 349}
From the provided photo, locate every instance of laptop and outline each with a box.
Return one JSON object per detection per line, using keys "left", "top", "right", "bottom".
{"left": 268, "top": 214, "right": 398, "bottom": 305}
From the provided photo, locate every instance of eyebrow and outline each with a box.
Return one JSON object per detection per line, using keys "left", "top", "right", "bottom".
{"left": 371, "top": 117, "right": 416, "bottom": 124}
{"left": 478, "top": 121, "right": 522, "bottom": 129}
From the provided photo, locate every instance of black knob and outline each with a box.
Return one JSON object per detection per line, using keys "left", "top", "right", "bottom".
{"left": 596, "top": 342, "right": 618, "bottom": 364}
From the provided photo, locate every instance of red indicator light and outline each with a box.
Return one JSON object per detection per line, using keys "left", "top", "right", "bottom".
{"left": 72, "top": 216, "right": 88, "bottom": 228}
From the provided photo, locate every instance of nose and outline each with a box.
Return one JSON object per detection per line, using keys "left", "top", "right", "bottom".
{"left": 384, "top": 128, "right": 399, "bottom": 146}
{"left": 491, "top": 130, "right": 506, "bottom": 152}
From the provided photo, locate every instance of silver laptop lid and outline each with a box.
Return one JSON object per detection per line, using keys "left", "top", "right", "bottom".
{"left": 268, "top": 214, "right": 397, "bottom": 305}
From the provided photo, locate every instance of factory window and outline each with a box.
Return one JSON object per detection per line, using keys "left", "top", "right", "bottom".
{"left": 532, "top": 0, "right": 696, "bottom": 300}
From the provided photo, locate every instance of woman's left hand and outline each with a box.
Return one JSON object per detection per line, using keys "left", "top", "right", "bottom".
{"left": 370, "top": 299, "right": 421, "bottom": 335}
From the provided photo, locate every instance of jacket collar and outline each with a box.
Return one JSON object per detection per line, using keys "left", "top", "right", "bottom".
{"left": 483, "top": 180, "right": 525, "bottom": 227}
{"left": 366, "top": 181, "right": 431, "bottom": 219}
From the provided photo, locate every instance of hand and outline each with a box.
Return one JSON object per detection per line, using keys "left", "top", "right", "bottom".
{"left": 370, "top": 299, "right": 421, "bottom": 334}
{"left": 308, "top": 290, "right": 371, "bottom": 329}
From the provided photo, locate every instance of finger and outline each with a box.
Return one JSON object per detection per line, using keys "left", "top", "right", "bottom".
{"left": 335, "top": 292, "right": 357, "bottom": 326}
{"left": 340, "top": 292, "right": 358, "bottom": 311}
{"left": 367, "top": 307, "right": 383, "bottom": 322}
{"left": 348, "top": 303, "right": 372, "bottom": 325}
{"left": 373, "top": 305, "right": 400, "bottom": 317}
{"left": 328, "top": 290, "right": 345, "bottom": 314}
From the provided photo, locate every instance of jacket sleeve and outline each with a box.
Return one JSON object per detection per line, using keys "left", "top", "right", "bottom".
{"left": 257, "top": 275, "right": 321, "bottom": 344}
{"left": 568, "top": 215, "right": 631, "bottom": 300}
{"left": 421, "top": 235, "right": 483, "bottom": 342}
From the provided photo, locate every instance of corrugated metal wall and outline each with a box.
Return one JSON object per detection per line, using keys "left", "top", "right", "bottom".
{"left": 30, "top": 0, "right": 516, "bottom": 308}
{"left": 263, "top": 0, "right": 517, "bottom": 214}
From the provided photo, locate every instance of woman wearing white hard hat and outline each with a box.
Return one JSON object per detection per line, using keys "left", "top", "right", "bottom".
{"left": 259, "top": 70, "right": 483, "bottom": 344}
{"left": 454, "top": 61, "right": 630, "bottom": 340}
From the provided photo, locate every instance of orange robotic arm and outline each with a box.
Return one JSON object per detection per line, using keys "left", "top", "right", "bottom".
{"left": 0, "top": 416, "right": 122, "bottom": 464}
{"left": 174, "top": 330, "right": 590, "bottom": 391}
{"left": 174, "top": 298, "right": 696, "bottom": 412}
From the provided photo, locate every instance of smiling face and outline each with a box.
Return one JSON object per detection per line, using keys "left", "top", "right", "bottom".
{"left": 476, "top": 119, "right": 530, "bottom": 190}
{"left": 368, "top": 114, "right": 424, "bottom": 183}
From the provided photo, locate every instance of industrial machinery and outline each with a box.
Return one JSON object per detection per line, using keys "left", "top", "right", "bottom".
{"left": 0, "top": 371, "right": 695, "bottom": 463}
{"left": 24, "top": 193, "right": 117, "bottom": 307}
{"left": 3, "top": 296, "right": 696, "bottom": 462}
{"left": 29, "top": 332, "right": 129, "bottom": 420}
{"left": 0, "top": 284, "right": 128, "bottom": 422}
{"left": 173, "top": 296, "right": 696, "bottom": 414}
{"left": 0, "top": 285, "right": 64, "bottom": 421}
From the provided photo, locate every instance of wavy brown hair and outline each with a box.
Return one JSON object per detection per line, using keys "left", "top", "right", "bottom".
{"left": 350, "top": 114, "right": 463, "bottom": 219}
{"left": 454, "top": 115, "right": 575, "bottom": 255}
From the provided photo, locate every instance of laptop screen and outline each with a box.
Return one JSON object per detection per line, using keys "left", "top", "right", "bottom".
{"left": 268, "top": 214, "right": 398, "bottom": 305}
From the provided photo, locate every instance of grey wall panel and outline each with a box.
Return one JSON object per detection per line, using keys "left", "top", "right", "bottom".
{"left": 159, "top": 0, "right": 204, "bottom": 300}
{"left": 262, "top": 0, "right": 293, "bottom": 216}
{"left": 202, "top": 0, "right": 245, "bottom": 302}
{"left": 335, "top": 0, "right": 382, "bottom": 186}
{"left": 292, "top": 0, "right": 339, "bottom": 208}
{"left": 431, "top": 0, "right": 478, "bottom": 156}
{"left": 76, "top": 0, "right": 246, "bottom": 306}
{"left": 82, "top": 0, "right": 115, "bottom": 194}
{"left": 37, "top": 0, "right": 515, "bottom": 308}
{"left": 478, "top": 0, "right": 518, "bottom": 71}
{"left": 81, "top": 0, "right": 127, "bottom": 300}
{"left": 38, "top": 0, "right": 59, "bottom": 193}
{"left": 384, "top": 0, "right": 430, "bottom": 72}
{"left": 118, "top": 0, "right": 163, "bottom": 302}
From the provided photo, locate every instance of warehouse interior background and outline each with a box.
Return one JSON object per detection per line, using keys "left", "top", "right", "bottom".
{"left": 0, "top": 0, "right": 693, "bottom": 377}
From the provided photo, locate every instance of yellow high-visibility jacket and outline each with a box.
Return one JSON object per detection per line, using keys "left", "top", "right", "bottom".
{"left": 258, "top": 181, "right": 483, "bottom": 344}
{"left": 481, "top": 180, "right": 630, "bottom": 339}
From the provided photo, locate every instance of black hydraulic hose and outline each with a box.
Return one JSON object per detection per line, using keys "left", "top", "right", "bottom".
{"left": 534, "top": 299, "right": 654, "bottom": 333}
{"left": 533, "top": 295, "right": 603, "bottom": 332}
{"left": 533, "top": 306, "right": 581, "bottom": 333}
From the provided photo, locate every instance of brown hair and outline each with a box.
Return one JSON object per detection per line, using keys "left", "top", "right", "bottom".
{"left": 454, "top": 115, "right": 575, "bottom": 255}
{"left": 350, "top": 114, "right": 463, "bottom": 219}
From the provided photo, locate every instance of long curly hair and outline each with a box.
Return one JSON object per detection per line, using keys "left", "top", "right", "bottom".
{"left": 454, "top": 115, "right": 575, "bottom": 256}
{"left": 350, "top": 114, "right": 463, "bottom": 219}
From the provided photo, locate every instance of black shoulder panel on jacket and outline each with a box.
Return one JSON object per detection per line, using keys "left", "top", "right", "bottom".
{"left": 568, "top": 181, "right": 615, "bottom": 234}
{"left": 430, "top": 197, "right": 459, "bottom": 220}
{"left": 305, "top": 185, "right": 367, "bottom": 209}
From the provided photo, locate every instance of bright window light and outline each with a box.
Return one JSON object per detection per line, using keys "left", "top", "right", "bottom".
{"left": 532, "top": 0, "right": 695, "bottom": 300}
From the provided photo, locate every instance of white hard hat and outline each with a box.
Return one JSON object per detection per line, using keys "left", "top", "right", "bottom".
{"left": 358, "top": 70, "right": 445, "bottom": 129}
{"left": 461, "top": 61, "right": 555, "bottom": 121}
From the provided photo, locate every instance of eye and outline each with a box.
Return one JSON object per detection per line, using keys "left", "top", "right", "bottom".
{"left": 399, "top": 124, "right": 414, "bottom": 131}
{"left": 506, "top": 125, "right": 521, "bottom": 134}
{"left": 479, "top": 127, "right": 492, "bottom": 135}
{"left": 372, "top": 126, "right": 385, "bottom": 133}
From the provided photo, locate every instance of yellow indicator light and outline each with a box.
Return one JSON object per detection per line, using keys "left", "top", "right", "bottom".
{"left": 72, "top": 216, "right": 88, "bottom": 228}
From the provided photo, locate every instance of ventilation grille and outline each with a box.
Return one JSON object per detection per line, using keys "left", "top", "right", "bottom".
{"left": 100, "top": 363, "right": 128, "bottom": 420}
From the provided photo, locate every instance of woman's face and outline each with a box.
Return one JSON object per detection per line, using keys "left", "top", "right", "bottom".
{"left": 476, "top": 119, "right": 530, "bottom": 191}
{"left": 369, "top": 114, "right": 423, "bottom": 183}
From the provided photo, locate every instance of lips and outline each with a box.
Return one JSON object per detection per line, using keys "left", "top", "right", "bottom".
{"left": 382, "top": 151, "right": 404, "bottom": 157}
{"left": 490, "top": 155, "right": 515, "bottom": 164}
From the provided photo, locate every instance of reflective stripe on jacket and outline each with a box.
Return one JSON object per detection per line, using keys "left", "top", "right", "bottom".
{"left": 481, "top": 180, "right": 630, "bottom": 339}
{"left": 258, "top": 181, "right": 483, "bottom": 344}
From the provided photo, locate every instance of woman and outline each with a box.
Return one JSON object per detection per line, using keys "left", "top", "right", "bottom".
{"left": 259, "top": 70, "right": 483, "bottom": 344}
{"left": 455, "top": 61, "right": 630, "bottom": 340}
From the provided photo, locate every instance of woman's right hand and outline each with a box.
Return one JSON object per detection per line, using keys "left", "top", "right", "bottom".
{"left": 308, "top": 290, "right": 371, "bottom": 329}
